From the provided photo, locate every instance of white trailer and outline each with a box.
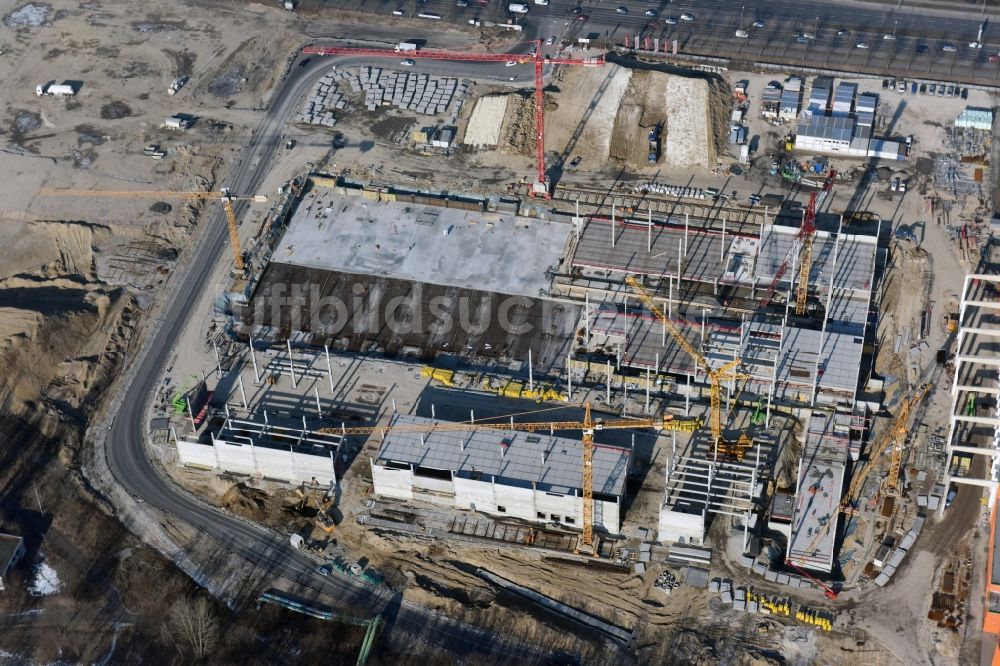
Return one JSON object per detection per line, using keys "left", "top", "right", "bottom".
{"left": 48, "top": 84, "right": 76, "bottom": 96}
{"left": 395, "top": 42, "right": 418, "bottom": 52}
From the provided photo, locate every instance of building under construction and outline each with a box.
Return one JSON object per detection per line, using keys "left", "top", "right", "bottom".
{"left": 370, "top": 414, "right": 630, "bottom": 533}
{"left": 231, "top": 177, "right": 887, "bottom": 549}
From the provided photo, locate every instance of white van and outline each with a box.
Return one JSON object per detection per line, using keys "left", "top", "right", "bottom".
{"left": 509, "top": 3, "right": 529, "bottom": 13}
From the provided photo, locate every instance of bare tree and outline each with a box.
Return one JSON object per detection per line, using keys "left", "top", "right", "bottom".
{"left": 162, "top": 596, "right": 220, "bottom": 661}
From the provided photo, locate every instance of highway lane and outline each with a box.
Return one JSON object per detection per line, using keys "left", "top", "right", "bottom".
{"left": 101, "top": 52, "right": 554, "bottom": 662}
{"left": 335, "top": 0, "right": 1000, "bottom": 82}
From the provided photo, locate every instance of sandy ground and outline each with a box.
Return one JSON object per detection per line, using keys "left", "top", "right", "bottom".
{"left": 463, "top": 94, "right": 507, "bottom": 148}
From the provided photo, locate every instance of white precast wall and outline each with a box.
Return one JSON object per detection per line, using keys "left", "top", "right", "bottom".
{"left": 658, "top": 509, "right": 706, "bottom": 545}
{"left": 176, "top": 439, "right": 337, "bottom": 485}
{"left": 376, "top": 463, "right": 621, "bottom": 531}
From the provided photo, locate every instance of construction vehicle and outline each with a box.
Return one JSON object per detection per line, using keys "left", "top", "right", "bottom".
{"left": 318, "top": 402, "right": 702, "bottom": 551}
{"left": 756, "top": 169, "right": 835, "bottom": 312}
{"left": 625, "top": 275, "right": 752, "bottom": 460}
{"left": 647, "top": 124, "right": 661, "bottom": 164}
{"left": 38, "top": 187, "right": 267, "bottom": 272}
{"left": 302, "top": 40, "right": 604, "bottom": 197}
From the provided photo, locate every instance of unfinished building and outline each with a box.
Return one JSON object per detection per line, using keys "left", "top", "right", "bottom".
{"left": 785, "top": 411, "right": 853, "bottom": 573}
{"left": 238, "top": 182, "right": 579, "bottom": 372}
{"left": 175, "top": 412, "right": 343, "bottom": 485}
{"left": 370, "top": 414, "right": 630, "bottom": 532}
{"left": 563, "top": 211, "right": 880, "bottom": 411}
{"left": 941, "top": 272, "right": 1000, "bottom": 509}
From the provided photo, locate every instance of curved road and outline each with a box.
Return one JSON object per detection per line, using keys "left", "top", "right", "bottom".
{"left": 103, "top": 52, "right": 553, "bottom": 663}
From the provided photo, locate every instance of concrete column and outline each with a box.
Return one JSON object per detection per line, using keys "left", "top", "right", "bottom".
{"left": 213, "top": 341, "right": 223, "bottom": 379}
{"left": 645, "top": 366, "right": 651, "bottom": 413}
{"left": 606, "top": 360, "right": 612, "bottom": 403}
{"left": 528, "top": 348, "right": 534, "bottom": 392}
{"left": 611, "top": 202, "right": 616, "bottom": 248}
{"left": 567, "top": 352, "right": 573, "bottom": 399}
{"left": 248, "top": 341, "right": 260, "bottom": 384}
{"left": 325, "top": 344, "right": 335, "bottom": 393}
{"left": 314, "top": 386, "right": 322, "bottom": 417}
{"left": 238, "top": 374, "right": 248, "bottom": 410}
{"left": 287, "top": 338, "right": 297, "bottom": 388}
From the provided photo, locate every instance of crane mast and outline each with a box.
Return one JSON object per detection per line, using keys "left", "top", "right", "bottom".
{"left": 625, "top": 276, "right": 751, "bottom": 459}
{"left": 301, "top": 42, "right": 604, "bottom": 197}
{"left": 318, "top": 402, "right": 703, "bottom": 552}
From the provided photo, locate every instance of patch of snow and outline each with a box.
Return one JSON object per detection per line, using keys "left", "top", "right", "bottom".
{"left": 28, "top": 560, "right": 61, "bottom": 596}
{"left": 4, "top": 3, "right": 51, "bottom": 28}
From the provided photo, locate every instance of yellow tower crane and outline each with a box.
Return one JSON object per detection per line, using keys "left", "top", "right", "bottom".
{"left": 625, "top": 276, "right": 752, "bottom": 460}
{"left": 37, "top": 187, "right": 267, "bottom": 272}
{"left": 319, "top": 404, "right": 703, "bottom": 552}
{"left": 794, "top": 382, "right": 931, "bottom": 569}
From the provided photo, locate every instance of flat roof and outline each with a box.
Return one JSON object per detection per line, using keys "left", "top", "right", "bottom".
{"left": 778, "top": 326, "right": 864, "bottom": 393}
{"left": 274, "top": 190, "right": 570, "bottom": 299}
{"left": 787, "top": 412, "right": 850, "bottom": 572}
{"left": 571, "top": 217, "right": 755, "bottom": 283}
{"left": 375, "top": 414, "right": 630, "bottom": 497}
{"left": 755, "top": 225, "right": 877, "bottom": 298}
{"left": 796, "top": 114, "right": 855, "bottom": 142}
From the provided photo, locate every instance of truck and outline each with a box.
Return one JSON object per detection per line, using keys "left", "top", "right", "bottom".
{"left": 508, "top": 3, "right": 529, "bottom": 13}
{"left": 36, "top": 82, "right": 76, "bottom": 97}
{"left": 395, "top": 42, "right": 418, "bottom": 52}
{"left": 647, "top": 124, "right": 660, "bottom": 164}
{"left": 167, "top": 76, "right": 188, "bottom": 96}
{"left": 164, "top": 114, "right": 194, "bottom": 130}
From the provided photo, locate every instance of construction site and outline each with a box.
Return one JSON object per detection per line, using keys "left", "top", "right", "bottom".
{"left": 145, "top": 34, "right": 1000, "bottom": 665}
{"left": 2, "top": 1, "right": 999, "bottom": 662}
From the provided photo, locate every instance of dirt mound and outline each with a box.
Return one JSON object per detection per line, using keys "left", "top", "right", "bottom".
{"left": 221, "top": 483, "right": 270, "bottom": 522}
{"left": 100, "top": 101, "right": 132, "bottom": 119}
{"left": 499, "top": 92, "right": 535, "bottom": 156}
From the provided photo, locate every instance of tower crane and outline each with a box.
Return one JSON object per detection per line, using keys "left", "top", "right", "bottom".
{"left": 38, "top": 188, "right": 268, "bottom": 272}
{"left": 625, "top": 276, "right": 753, "bottom": 460}
{"left": 789, "top": 383, "right": 930, "bottom": 584}
{"left": 757, "top": 170, "right": 836, "bottom": 313}
{"left": 301, "top": 41, "right": 604, "bottom": 198}
{"left": 319, "top": 404, "right": 703, "bottom": 552}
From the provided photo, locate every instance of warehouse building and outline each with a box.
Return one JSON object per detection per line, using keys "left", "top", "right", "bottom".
{"left": 371, "top": 414, "right": 630, "bottom": 532}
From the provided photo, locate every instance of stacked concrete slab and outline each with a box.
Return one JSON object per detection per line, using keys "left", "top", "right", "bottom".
{"left": 293, "top": 68, "right": 344, "bottom": 127}
{"left": 358, "top": 66, "right": 461, "bottom": 115}
{"left": 293, "top": 66, "right": 466, "bottom": 123}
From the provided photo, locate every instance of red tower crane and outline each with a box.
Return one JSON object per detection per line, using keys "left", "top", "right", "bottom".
{"left": 757, "top": 170, "right": 836, "bottom": 311}
{"left": 302, "top": 41, "right": 604, "bottom": 197}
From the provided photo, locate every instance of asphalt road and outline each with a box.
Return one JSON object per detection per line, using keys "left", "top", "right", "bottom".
{"left": 102, "top": 54, "right": 553, "bottom": 662}
{"left": 331, "top": 0, "right": 1000, "bottom": 83}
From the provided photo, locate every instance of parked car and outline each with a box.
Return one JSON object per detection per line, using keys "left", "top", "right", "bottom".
{"left": 400, "top": 59, "right": 415, "bottom": 66}
{"left": 916, "top": 45, "right": 929, "bottom": 55}
{"left": 961, "top": 87, "right": 969, "bottom": 99}
{"left": 680, "top": 12, "right": 695, "bottom": 21}
{"left": 882, "top": 79, "right": 890, "bottom": 89}
{"left": 837, "top": 28, "right": 850, "bottom": 36}
{"left": 929, "top": 83, "right": 936, "bottom": 94}
{"left": 919, "top": 83, "right": 927, "bottom": 94}
{"left": 616, "top": 6, "right": 628, "bottom": 14}
{"left": 664, "top": 16, "right": 678, "bottom": 24}
{"left": 911, "top": 81, "right": 917, "bottom": 94}
{"left": 505, "top": 60, "right": 518, "bottom": 67}
{"left": 645, "top": 8, "right": 658, "bottom": 17}
{"left": 989, "top": 54, "right": 1000, "bottom": 63}
{"left": 856, "top": 41, "right": 870, "bottom": 49}
{"left": 942, "top": 43, "right": 957, "bottom": 52}
{"left": 897, "top": 80, "right": 906, "bottom": 92}
{"left": 752, "top": 20, "right": 765, "bottom": 28}
{"left": 937, "top": 84, "right": 945, "bottom": 96}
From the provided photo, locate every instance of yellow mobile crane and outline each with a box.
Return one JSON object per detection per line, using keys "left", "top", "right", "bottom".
{"left": 625, "top": 276, "right": 752, "bottom": 459}
{"left": 37, "top": 187, "right": 267, "bottom": 272}
{"left": 319, "top": 404, "right": 702, "bottom": 552}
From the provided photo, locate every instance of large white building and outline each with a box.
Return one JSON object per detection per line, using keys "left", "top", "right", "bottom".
{"left": 370, "top": 414, "right": 630, "bottom": 532}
